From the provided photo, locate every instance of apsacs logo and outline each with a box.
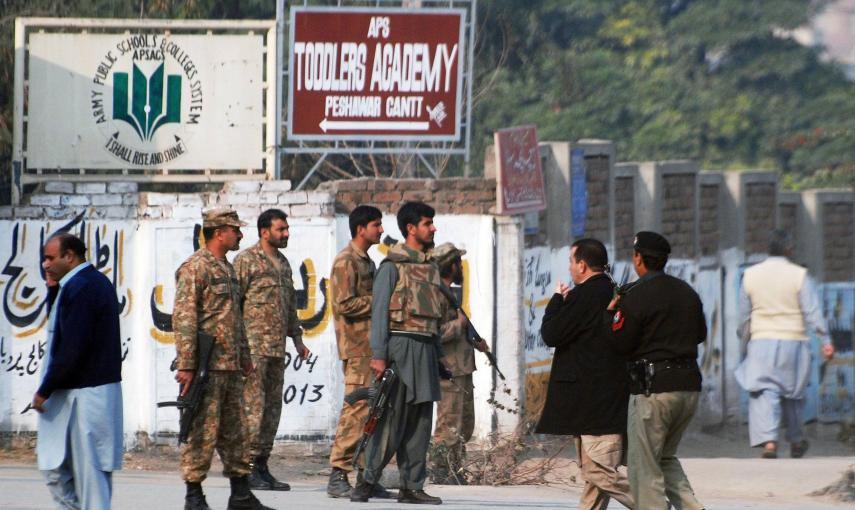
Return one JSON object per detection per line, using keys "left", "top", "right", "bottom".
{"left": 113, "top": 63, "right": 181, "bottom": 142}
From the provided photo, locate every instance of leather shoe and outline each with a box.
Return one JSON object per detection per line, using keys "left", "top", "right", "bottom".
{"left": 790, "top": 440, "right": 809, "bottom": 458}
{"left": 398, "top": 489, "right": 442, "bottom": 505}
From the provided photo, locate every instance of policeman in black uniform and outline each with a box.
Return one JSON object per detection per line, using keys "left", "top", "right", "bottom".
{"left": 604, "top": 231, "right": 706, "bottom": 510}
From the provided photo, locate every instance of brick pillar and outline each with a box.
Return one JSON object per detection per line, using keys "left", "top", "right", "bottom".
{"left": 722, "top": 171, "right": 778, "bottom": 259}
{"left": 698, "top": 172, "right": 723, "bottom": 260}
{"left": 802, "top": 190, "right": 855, "bottom": 282}
{"left": 636, "top": 160, "right": 700, "bottom": 258}
{"left": 613, "top": 163, "right": 638, "bottom": 261}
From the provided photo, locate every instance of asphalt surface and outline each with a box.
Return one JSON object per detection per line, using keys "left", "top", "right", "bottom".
{"left": 1, "top": 456, "right": 852, "bottom": 509}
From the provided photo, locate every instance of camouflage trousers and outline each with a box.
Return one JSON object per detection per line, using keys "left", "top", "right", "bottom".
{"left": 329, "top": 356, "right": 372, "bottom": 472}
{"left": 243, "top": 355, "right": 285, "bottom": 459}
{"left": 430, "top": 374, "right": 474, "bottom": 483}
{"left": 181, "top": 371, "right": 250, "bottom": 482}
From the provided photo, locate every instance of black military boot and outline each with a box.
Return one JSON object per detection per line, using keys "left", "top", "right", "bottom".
{"left": 350, "top": 480, "right": 374, "bottom": 503}
{"left": 327, "top": 467, "right": 353, "bottom": 498}
{"left": 397, "top": 489, "right": 443, "bottom": 505}
{"left": 247, "top": 459, "right": 271, "bottom": 490}
{"left": 184, "top": 481, "right": 211, "bottom": 510}
{"left": 355, "top": 469, "right": 395, "bottom": 499}
{"left": 226, "top": 476, "right": 274, "bottom": 510}
{"left": 256, "top": 456, "right": 290, "bottom": 491}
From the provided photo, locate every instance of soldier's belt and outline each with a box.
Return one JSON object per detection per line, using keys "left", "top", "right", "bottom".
{"left": 390, "top": 331, "right": 437, "bottom": 343}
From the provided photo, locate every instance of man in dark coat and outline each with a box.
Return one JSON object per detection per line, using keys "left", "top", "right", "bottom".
{"left": 536, "top": 238, "right": 634, "bottom": 510}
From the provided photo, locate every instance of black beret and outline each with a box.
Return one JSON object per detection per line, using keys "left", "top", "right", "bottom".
{"left": 634, "top": 231, "right": 671, "bottom": 256}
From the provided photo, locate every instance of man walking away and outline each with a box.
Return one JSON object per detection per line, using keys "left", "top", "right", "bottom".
{"left": 735, "top": 229, "right": 834, "bottom": 459}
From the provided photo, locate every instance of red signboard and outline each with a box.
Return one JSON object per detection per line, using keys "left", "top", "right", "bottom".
{"left": 494, "top": 125, "right": 547, "bottom": 215}
{"left": 288, "top": 8, "right": 465, "bottom": 141}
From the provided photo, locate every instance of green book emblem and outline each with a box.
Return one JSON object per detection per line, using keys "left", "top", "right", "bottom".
{"left": 113, "top": 63, "right": 181, "bottom": 141}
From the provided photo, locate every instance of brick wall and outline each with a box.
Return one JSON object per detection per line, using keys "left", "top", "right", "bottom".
{"left": 661, "top": 173, "right": 696, "bottom": 258}
{"left": 699, "top": 183, "right": 720, "bottom": 257}
{"left": 317, "top": 177, "right": 496, "bottom": 215}
{"left": 744, "top": 182, "right": 776, "bottom": 256}
{"left": 822, "top": 201, "right": 854, "bottom": 282}
{"left": 777, "top": 202, "right": 798, "bottom": 235}
{"left": 614, "top": 176, "right": 635, "bottom": 260}
{"left": 584, "top": 155, "right": 610, "bottom": 240}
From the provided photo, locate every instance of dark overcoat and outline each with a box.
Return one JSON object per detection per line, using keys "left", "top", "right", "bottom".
{"left": 535, "top": 274, "right": 629, "bottom": 436}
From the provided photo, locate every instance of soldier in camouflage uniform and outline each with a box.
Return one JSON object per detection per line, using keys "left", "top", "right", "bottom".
{"left": 429, "top": 243, "right": 488, "bottom": 485}
{"left": 234, "top": 208, "right": 310, "bottom": 491}
{"left": 326, "top": 206, "right": 395, "bottom": 499}
{"left": 351, "top": 201, "right": 448, "bottom": 505}
{"left": 173, "top": 208, "right": 272, "bottom": 510}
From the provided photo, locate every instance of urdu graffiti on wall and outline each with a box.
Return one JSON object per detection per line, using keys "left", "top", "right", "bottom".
{"left": 148, "top": 223, "right": 332, "bottom": 345}
{"left": 0, "top": 216, "right": 134, "bottom": 413}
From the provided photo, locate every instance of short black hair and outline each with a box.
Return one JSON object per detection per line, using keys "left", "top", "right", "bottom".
{"left": 571, "top": 238, "right": 608, "bottom": 271}
{"left": 258, "top": 208, "right": 288, "bottom": 235}
{"left": 49, "top": 233, "right": 86, "bottom": 260}
{"left": 397, "top": 201, "right": 435, "bottom": 237}
{"left": 769, "top": 229, "right": 794, "bottom": 256}
{"left": 202, "top": 226, "right": 219, "bottom": 242}
{"left": 349, "top": 205, "right": 383, "bottom": 238}
{"left": 636, "top": 250, "right": 667, "bottom": 271}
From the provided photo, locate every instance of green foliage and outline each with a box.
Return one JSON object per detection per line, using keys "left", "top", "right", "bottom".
{"left": 473, "top": 0, "right": 855, "bottom": 188}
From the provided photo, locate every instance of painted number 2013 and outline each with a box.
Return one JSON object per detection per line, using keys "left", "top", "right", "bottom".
{"left": 283, "top": 383, "right": 324, "bottom": 405}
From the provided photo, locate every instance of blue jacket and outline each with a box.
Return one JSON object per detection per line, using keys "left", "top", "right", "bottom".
{"left": 37, "top": 265, "right": 122, "bottom": 398}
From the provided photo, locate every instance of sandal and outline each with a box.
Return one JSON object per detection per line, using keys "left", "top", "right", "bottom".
{"left": 761, "top": 441, "right": 778, "bottom": 459}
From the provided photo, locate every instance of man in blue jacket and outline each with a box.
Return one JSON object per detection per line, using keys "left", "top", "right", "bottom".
{"left": 32, "top": 232, "right": 123, "bottom": 510}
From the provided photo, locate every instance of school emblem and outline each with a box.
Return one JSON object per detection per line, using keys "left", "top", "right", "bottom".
{"left": 90, "top": 34, "right": 203, "bottom": 166}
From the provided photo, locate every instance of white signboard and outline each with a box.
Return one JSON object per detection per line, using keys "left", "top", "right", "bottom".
{"left": 26, "top": 33, "right": 264, "bottom": 169}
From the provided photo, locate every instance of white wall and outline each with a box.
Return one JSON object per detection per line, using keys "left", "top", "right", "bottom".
{"left": 0, "top": 213, "right": 501, "bottom": 444}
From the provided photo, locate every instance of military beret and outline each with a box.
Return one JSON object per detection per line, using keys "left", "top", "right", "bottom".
{"left": 432, "top": 242, "right": 467, "bottom": 266}
{"left": 202, "top": 208, "right": 247, "bottom": 228}
{"left": 633, "top": 231, "right": 671, "bottom": 256}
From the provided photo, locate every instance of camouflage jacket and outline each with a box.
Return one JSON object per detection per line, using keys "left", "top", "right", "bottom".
{"left": 173, "top": 248, "right": 250, "bottom": 371}
{"left": 234, "top": 242, "right": 302, "bottom": 358}
{"left": 331, "top": 241, "right": 375, "bottom": 360}
{"left": 385, "top": 243, "right": 446, "bottom": 336}
{"left": 439, "top": 287, "right": 476, "bottom": 376}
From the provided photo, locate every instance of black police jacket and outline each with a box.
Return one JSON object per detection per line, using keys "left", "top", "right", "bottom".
{"left": 535, "top": 274, "right": 630, "bottom": 436}
{"left": 603, "top": 271, "right": 706, "bottom": 393}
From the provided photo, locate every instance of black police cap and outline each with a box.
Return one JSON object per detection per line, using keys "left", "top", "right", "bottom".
{"left": 633, "top": 231, "right": 671, "bottom": 256}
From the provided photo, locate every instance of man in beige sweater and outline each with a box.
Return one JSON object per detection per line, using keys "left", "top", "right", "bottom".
{"left": 736, "top": 230, "right": 835, "bottom": 459}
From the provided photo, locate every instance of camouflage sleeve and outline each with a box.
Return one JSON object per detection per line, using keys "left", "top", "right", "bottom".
{"left": 172, "top": 262, "right": 202, "bottom": 371}
{"left": 287, "top": 271, "right": 303, "bottom": 342}
{"left": 331, "top": 257, "right": 373, "bottom": 319}
{"left": 439, "top": 308, "right": 465, "bottom": 345}
{"left": 234, "top": 252, "right": 251, "bottom": 309}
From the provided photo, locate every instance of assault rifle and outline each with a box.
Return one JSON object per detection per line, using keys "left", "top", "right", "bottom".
{"left": 438, "top": 285, "right": 506, "bottom": 381}
{"left": 157, "top": 331, "right": 216, "bottom": 444}
{"left": 347, "top": 367, "right": 398, "bottom": 471}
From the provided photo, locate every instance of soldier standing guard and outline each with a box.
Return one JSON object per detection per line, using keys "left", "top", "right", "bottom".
{"left": 172, "top": 208, "right": 273, "bottom": 510}
{"left": 430, "top": 242, "right": 487, "bottom": 484}
{"left": 234, "top": 208, "right": 310, "bottom": 491}
{"left": 326, "top": 205, "right": 392, "bottom": 499}
{"left": 351, "top": 201, "right": 448, "bottom": 505}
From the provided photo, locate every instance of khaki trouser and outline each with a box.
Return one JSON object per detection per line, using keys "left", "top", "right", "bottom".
{"left": 430, "top": 374, "right": 475, "bottom": 483}
{"left": 627, "top": 392, "right": 703, "bottom": 510}
{"left": 242, "top": 355, "right": 285, "bottom": 459}
{"left": 181, "top": 372, "right": 250, "bottom": 482}
{"left": 575, "top": 434, "right": 634, "bottom": 510}
{"left": 329, "top": 356, "right": 372, "bottom": 471}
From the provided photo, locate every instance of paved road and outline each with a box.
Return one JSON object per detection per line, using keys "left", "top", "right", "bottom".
{"left": 1, "top": 456, "right": 852, "bottom": 509}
